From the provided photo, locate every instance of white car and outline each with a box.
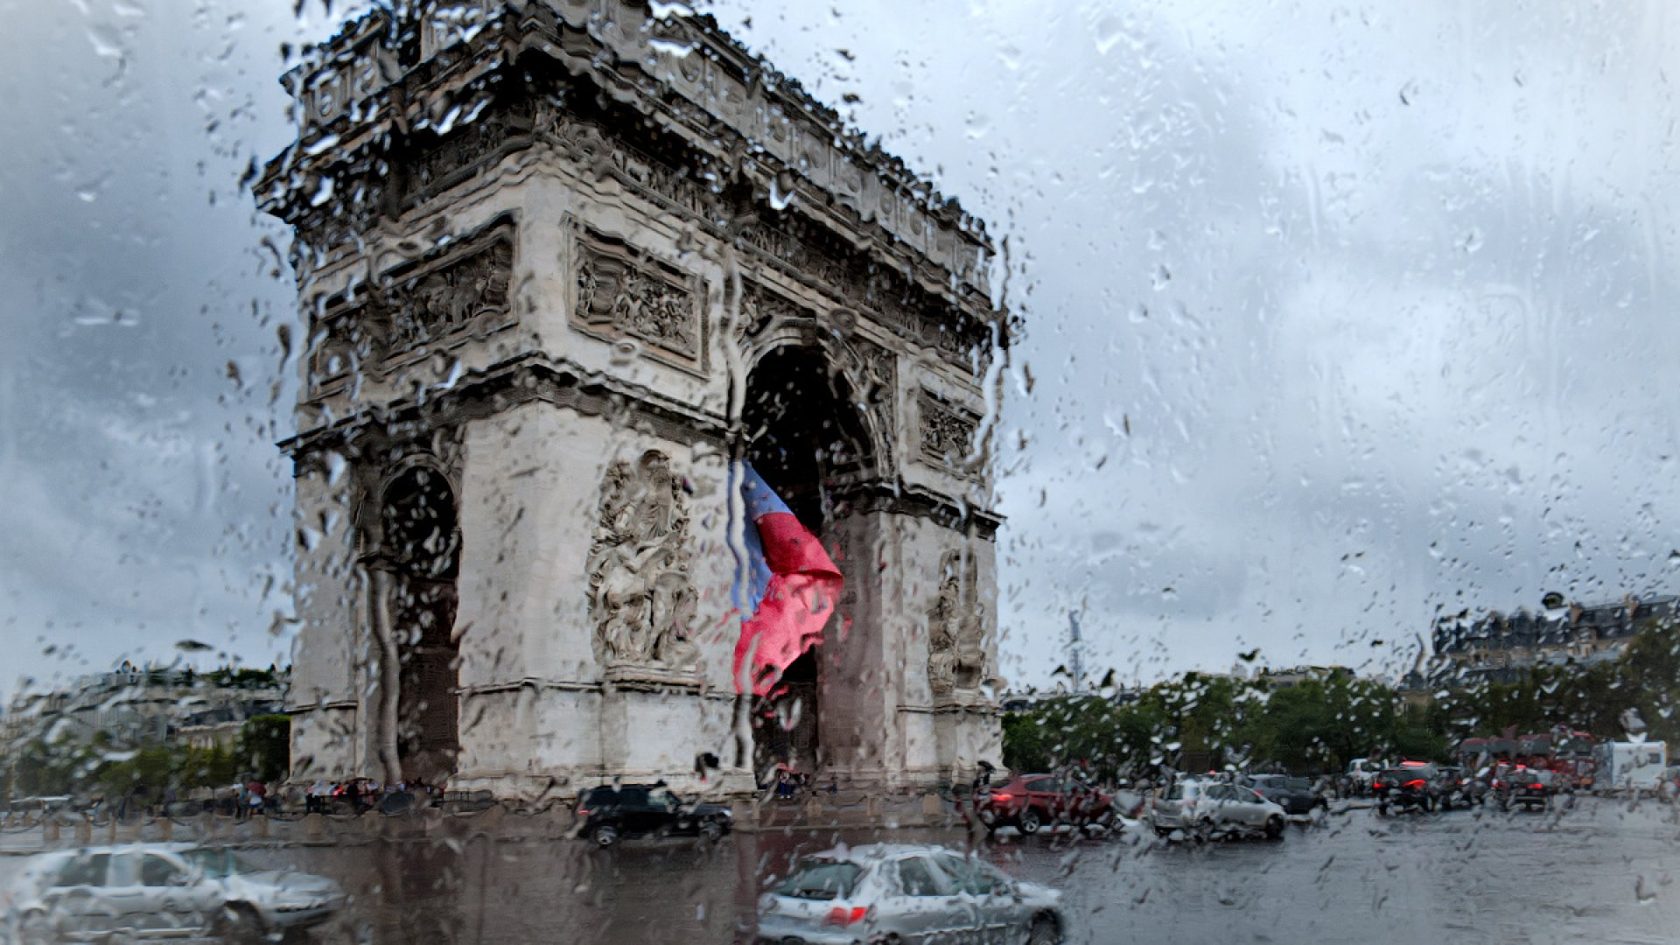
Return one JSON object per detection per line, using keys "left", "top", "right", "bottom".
{"left": 755, "top": 843, "right": 1067, "bottom": 945}
{"left": 1152, "top": 780, "right": 1288, "bottom": 840}
{"left": 2, "top": 843, "right": 346, "bottom": 943}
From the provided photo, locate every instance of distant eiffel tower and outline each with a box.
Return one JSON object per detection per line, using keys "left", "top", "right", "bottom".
{"left": 1067, "top": 610, "right": 1085, "bottom": 695}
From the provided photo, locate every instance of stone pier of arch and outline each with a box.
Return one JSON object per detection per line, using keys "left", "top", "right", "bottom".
{"left": 261, "top": 0, "right": 1011, "bottom": 800}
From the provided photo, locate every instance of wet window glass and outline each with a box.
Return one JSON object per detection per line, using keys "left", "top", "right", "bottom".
{"left": 54, "top": 856, "right": 108, "bottom": 888}
{"left": 137, "top": 855, "right": 186, "bottom": 887}
{"left": 7, "top": 1, "right": 1680, "bottom": 943}
{"left": 895, "top": 858, "right": 950, "bottom": 898}
{"left": 775, "top": 860, "right": 863, "bottom": 901}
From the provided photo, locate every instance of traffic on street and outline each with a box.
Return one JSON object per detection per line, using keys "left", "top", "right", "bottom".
{"left": 3, "top": 796, "right": 1675, "bottom": 944}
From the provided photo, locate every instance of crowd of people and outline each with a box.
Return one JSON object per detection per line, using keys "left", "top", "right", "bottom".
{"left": 302, "top": 777, "right": 444, "bottom": 814}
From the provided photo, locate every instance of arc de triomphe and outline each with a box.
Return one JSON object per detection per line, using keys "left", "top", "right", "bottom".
{"left": 260, "top": 0, "right": 1008, "bottom": 798}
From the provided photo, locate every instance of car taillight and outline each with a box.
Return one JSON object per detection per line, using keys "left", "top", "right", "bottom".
{"left": 1404, "top": 779, "right": 1425, "bottom": 790}
{"left": 825, "top": 906, "right": 869, "bottom": 927}
{"left": 990, "top": 792, "right": 1012, "bottom": 803}
{"left": 577, "top": 807, "right": 591, "bottom": 816}
{"left": 1529, "top": 783, "right": 1544, "bottom": 791}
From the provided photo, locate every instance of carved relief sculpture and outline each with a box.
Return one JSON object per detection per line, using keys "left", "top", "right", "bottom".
{"left": 927, "top": 551, "right": 985, "bottom": 695}
{"left": 918, "top": 389, "right": 981, "bottom": 473}
{"left": 574, "top": 230, "right": 702, "bottom": 368}
{"left": 387, "top": 239, "right": 513, "bottom": 351}
{"left": 586, "top": 451, "right": 702, "bottom": 672}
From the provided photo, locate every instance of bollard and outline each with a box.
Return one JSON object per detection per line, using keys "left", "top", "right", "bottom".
{"left": 74, "top": 817, "right": 92, "bottom": 846}
{"left": 865, "top": 795, "right": 883, "bottom": 821}
{"left": 254, "top": 815, "right": 270, "bottom": 839}
{"left": 43, "top": 818, "right": 60, "bottom": 845}
{"left": 304, "top": 812, "right": 325, "bottom": 842}
{"left": 159, "top": 818, "right": 172, "bottom": 841}
{"left": 106, "top": 819, "right": 118, "bottom": 844}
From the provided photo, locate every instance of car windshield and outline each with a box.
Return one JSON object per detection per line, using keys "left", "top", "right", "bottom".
{"left": 774, "top": 861, "right": 864, "bottom": 901}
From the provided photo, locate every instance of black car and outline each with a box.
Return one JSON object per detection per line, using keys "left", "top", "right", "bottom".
{"left": 575, "top": 783, "right": 733, "bottom": 846}
{"left": 1435, "top": 765, "right": 1485, "bottom": 809}
{"left": 1490, "top": 766, "right": 1550, "bottom": 811}
{"left": 1372, "top": 765, "right": 1443, "bottom": 814}
{"left": 1244, "top": 775, "right": 1325, "bottom": 816}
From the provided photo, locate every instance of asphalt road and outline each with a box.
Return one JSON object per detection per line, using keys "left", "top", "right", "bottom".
{"left": 5, "top": 797, "right": 1678, "bottom": 944}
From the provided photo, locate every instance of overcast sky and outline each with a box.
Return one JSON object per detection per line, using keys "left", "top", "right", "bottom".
{"left": 2, "top": 0, "right": 1677, "bottom": 699}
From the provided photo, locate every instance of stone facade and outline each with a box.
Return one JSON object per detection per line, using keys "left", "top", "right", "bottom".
{"left": 260, "top": 0, "right": 1009, "bottom": 799}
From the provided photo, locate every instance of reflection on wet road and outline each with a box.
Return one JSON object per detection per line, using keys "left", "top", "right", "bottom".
{"left": 4, "top": 799, "right": 1676, "bottom": 944}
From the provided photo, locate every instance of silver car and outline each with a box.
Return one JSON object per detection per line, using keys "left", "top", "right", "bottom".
{"left": 2, "top": 843, "right": 347, "bottom": 943}
{"left": 755, "top": 843, "right": 1065, "bottom": 945}
{"left": 1152, "top": 780, "right": 1288, "bottom": 840}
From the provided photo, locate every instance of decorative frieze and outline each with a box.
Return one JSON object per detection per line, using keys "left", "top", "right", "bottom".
{"left": 572, "top": 227, "right": 704, "bottom": 371}
{"left": 547, "top": 110, "right": 720, "bottom": 221}
{"left": 391, "top": 104, "right": 535, "bottom": 206}
{"left": 309, "top": 221, "right": 516, "bottom": 390}
{"left": 385, "top": 238, "right": 514, "bottom": 351}
{"left": 917, "top": 389, "right": 981, "bottom": 474}
{"left": 585, "top": 451, "right": 703, "bottom": 673}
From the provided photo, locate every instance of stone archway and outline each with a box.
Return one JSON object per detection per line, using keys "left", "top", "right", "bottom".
{"left": 742, "top": 344, "right": 880, "bottom": 781}
{"left": 378, "top": 464, "right": 461, "bottom": 785}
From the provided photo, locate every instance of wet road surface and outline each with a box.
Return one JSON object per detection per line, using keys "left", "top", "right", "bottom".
{"left": 5, "top": 797, "right": 1677, "bottom": 944}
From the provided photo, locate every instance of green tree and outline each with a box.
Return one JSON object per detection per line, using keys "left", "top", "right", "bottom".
{"left": 236, "top": 715, "right": 291, "bottom": 783}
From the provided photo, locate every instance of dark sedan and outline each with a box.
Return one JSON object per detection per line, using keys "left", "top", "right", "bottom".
{"left": 1243, "top": 775, "right": 1325, "bottom": 816}
{"left": 575, "top": 783, "right": 733, "bottom": 846}
{"left": 1373, "top": 765, "right": 1443, "bottom": 814}
{"left": 1491, "top": 766, "right": 1550, "bottom": 811}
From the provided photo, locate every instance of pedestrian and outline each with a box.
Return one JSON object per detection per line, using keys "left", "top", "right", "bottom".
{"left": 245, "top": 778, "right": 267, "bottom": 818}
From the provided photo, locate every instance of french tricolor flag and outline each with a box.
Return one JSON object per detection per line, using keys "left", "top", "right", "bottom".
{"left": 732, "top": 463, "right": 843, "bottom": 697}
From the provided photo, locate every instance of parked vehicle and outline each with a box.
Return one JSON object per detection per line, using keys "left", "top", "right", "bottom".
{"left": 1594, "top": 741, "right": 1669, "bottom": 796}
{"left": 1487, "top": 764, "right": 1549, "bottom": 811}
{"left": 1243, "top": 775, "right": 1325, "bottom": 816}
{"left": 1372, "top": 764, "right": 1443, "bottom": 814}
{"left": 1436, "top": 765, "right": 1486, "bottom": 808}
{"left": 755, "top": 843, "right": 1066, "bottom": 945}
{"left": 1, "top": 843, "right": 346, "bottom": 944}
{"left": 575, "top": 783, "right": 733, "bottom": 847}
{"left": 1153, "top": 779, "right": 1287, "bottom": 840}
{"left": 976, "top": 774, "right": 1115, "bottom": 835}
{"left": 1345, "top": 758, "right": 1383, "bottom": 795}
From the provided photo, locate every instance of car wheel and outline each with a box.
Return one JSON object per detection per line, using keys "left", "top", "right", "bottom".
{"left": 1027, "top": 915, "right": 1062, "bottom": 945}
{"left": 1264, "top": 815, "right": 1284, "bottom": 840}
{"left": 592, "top": 824, "right": 620, "bottom": 847}
{"left": 1018, "top": 808, "right": 1043, "bottom": 835}
{"left": 212, "top": 904, "right": 265, "bottom": 945}
{"left": 17, "top": 910, "right": 53, "bottom": 945}
{"left": 1154, "top": 826, "right": 1173, "bottom": 838}
{"left": 699, "top": 819, "right": 723, "bottom": 841}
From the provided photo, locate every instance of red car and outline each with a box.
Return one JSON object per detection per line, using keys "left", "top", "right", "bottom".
{"left": 976, "top": 773, "right": 1115, "bottom": 834}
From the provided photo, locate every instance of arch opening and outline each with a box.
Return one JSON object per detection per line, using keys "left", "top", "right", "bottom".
{"left": 380, "top": 465, "right": 461, "bottom": 785}
{"left": 742, "top": 345, "right": 875, "bottom": 782}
